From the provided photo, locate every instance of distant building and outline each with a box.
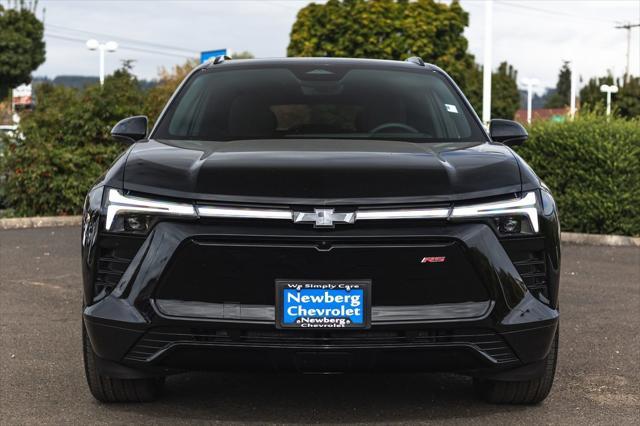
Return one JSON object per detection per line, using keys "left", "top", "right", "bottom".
{"left": 514, "top": 108, "right": 569, "bottom": 124}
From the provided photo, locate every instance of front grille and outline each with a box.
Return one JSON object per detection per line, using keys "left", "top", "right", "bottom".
{"left": 124, "top": 327, "right": 519, "bottom": 365}
{"left": 500, "top": 237, "right": 548, "bottom": 299}
{"left": 156, "top": 238, "right": 488, "bottom": 307}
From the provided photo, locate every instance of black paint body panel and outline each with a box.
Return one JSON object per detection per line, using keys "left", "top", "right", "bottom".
{"left": 123, "top": 138, "right": 526, "bottom": 205}
{"left": 83, "top": 220, "right": 559, "bottom": 379}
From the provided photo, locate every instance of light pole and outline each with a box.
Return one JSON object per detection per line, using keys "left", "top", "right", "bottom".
{"left": 600, "top": 84, "right": 618, "bottom": 117}
{"left": 615, "top": 22, "right": 640, "bottom": 83}
{"left": 521, "top": 78, "right": 539, "bottom": 124}
{"left": 569, "top": 60, "right": 577, "bottom": 120}
{"left": 86, "top": 39, "right": 118, "bottom": 86}
{"left": 482, "top": 0, "right": 493, "bottom": 125}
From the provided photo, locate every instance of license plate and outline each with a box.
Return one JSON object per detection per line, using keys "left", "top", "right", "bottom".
{"left": 275, "top": 280, "right": 371, "bottom": 329}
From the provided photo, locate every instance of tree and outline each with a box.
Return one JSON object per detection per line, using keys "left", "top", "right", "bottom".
{"left": 232, "top": 51, "right": 254, "bottom": 59}
{"left": 616, "top": 77, "right": 640, "bottom": 118}
{"left": 288, "top": 0, "right": 475, "bottom": 87}
{"left": 0, "top": 2, "right": 46, "bottom": 99}
{"left": 490, "top": 62, "right": 520, "bottom": 119}
{"left": 287, "top": 0, "right": 519, "bottom": 119}
{"left": 580, "top": 74, "right": 640, "bottom": 118}
{"left": 545, "top": 61, "right": 572, "bottom": 108}
{"left": 464, "top": 62, "right": 520, "bottom": 119}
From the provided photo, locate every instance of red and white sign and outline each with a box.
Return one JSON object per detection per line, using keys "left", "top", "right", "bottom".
{"left": 12, "top": 84, "right": 33, "bottom": 109}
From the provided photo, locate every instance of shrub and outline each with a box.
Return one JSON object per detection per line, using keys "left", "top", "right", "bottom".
{"left": 517, "top": 113, "right": 640, "bottom": 236}
{"left": 2, "top": 68, "right": 146, "bottom": 216}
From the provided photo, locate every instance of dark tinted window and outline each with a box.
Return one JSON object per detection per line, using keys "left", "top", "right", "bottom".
{"left": 154, "top": 64, "right": 485, "bottom": 142}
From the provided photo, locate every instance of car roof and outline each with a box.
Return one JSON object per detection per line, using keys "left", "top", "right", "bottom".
{"left": 197, "top": 57, "right": 441, "bottom": 73}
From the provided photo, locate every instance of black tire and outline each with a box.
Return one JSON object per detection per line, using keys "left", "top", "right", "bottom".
{"left": 474, "top": 328, "right": 558, "bottom": 404}
{"left": 83, "top": 326, "right": 164, "bottom": 403}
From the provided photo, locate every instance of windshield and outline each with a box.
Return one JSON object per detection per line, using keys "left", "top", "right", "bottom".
{"left": 153, "top": 63, "right": 486, "bottom": 143}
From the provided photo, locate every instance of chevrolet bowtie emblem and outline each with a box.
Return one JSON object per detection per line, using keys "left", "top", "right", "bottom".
{"left": 293, "top": 208, "right": 356, "bottom": 228}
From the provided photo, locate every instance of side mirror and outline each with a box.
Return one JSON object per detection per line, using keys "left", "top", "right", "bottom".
{"left": 489, "top": 119, "right": 528, "bottom": 147}
{"left": 111, "top": 116, "right": 148, "bottom": 143}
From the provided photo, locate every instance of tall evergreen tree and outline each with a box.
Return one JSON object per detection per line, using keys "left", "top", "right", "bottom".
{"left": 545, "top": 61, "right": 572, "bottom": 108}
{"left": 580, "top": 74, "right": 640, "bottom": 118}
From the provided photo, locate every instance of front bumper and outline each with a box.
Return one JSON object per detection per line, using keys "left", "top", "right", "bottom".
{"left": 83, "top": 220, "right": 559, "bottom": 379}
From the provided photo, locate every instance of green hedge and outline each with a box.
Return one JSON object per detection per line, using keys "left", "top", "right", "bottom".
{"left": 517, "top": 114, "right": 640, "bottom": 236}
{"left": 2, "top": 142, "right": 122, "bottom": 215}
{"left": 1, "top": 69, "right": 145, "bottom": 216}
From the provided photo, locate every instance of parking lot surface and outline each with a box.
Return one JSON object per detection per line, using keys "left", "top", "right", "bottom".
{"left": 1, "top": 226, "right": 639, "bottom": 425}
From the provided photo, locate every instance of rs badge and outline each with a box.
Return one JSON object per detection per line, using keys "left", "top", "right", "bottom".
{"left": 421, "top": 256, "right": 446, "bottom": 263}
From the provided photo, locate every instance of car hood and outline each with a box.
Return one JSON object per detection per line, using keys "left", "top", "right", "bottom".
{"left": 122, "top": 139, "right": 523, "bottom": 205}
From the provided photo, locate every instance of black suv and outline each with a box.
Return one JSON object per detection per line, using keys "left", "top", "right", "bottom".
{"left": 82, "top": 57, "right": 560, "bottom": 404}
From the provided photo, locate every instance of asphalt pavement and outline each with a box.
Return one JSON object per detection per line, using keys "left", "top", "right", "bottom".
{"left": 1, "top": 226, "right": 638, "bottom": 425}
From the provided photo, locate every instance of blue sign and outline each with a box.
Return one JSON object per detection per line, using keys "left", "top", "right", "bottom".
{"left": 200, "top": 49, "right": 228, "bottom": 64}
{"left": 282, "top": 286, "right": 365, "bottom": 328}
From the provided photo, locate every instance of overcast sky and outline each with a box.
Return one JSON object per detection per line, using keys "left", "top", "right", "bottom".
{"left": 33, "top": 0, "right": 640, "bottom": 92}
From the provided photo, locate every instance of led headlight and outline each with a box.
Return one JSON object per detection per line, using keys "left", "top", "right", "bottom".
{"left": 104, "top": 189, "right": 197, "bottom": 231}
{"left": 451, "top": 191, "right": 539, "bottom": 233}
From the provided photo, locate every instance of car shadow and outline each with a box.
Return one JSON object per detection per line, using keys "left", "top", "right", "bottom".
{"left": 105, "top": 371, "right": 531, "bottom": 423}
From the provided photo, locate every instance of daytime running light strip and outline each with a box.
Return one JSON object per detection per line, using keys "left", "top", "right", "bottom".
{"left": 356, "top": 208, "right": 450, "bottom": 220}
{"left": 450, "top": 191, "right": 539, "bottom": 232}
{"left": 105, "top": 189, "right": 196, "bottom": 230}
{"left": 196, "top": 206, "right": 293, "bottom": 220}
{"left": 106, "top": 189, "right": 538, "bottom": 232}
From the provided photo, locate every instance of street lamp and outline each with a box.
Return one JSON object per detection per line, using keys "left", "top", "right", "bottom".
{"left": 86, "top": 39, "right": 118, "bottom": 86}
{"left": 569, "top": 60, "right": 577, "bottom": 120}
{"left": 521, "top": 78, "right": 539, "bottom": 124}
{"left": 599, "top": 84, "right": 618, "bottom": 117}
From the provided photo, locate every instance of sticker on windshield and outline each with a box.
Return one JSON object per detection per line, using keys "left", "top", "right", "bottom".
{"left": 445, "top": 104, "right": 459, "bottom": 113}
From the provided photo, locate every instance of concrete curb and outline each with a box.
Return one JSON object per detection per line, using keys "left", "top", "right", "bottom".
{"left": 0, "top": 215, "right": 638, "bottom": 247}
{"left": 0, "top": 215, "right": 82, "bottom": 230}
{"left": 561, "top": 232, "right": 640, "bottom": 247}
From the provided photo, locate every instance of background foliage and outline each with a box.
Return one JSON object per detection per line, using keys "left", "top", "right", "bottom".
{"left": 287, "top": 0, "right": 520, "bottom": 119}
{"left": 580, "top": 74, "right": 640, "bottom": 118}
{"left": 516, "top": 114, "right": 640, "bottom": 236}
{"left": 545, "top": 61, "right": 572, "bottom": 108}
{"left": 2, "top": 69, "right": 146, "bottom": 215}
{"left": 0, "top": 1, "right": 46, "bottom": 99}
{"left": 464, "top": 61, "right": 520, "bottom": 120}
